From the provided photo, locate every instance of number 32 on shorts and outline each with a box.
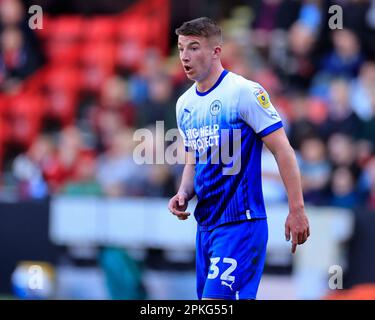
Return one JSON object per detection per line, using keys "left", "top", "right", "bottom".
{"left": 207, "top": 257, "right": 237, "bottom": 282}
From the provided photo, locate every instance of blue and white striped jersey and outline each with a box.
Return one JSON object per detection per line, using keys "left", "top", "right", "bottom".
{"left": 176, "top": 70, "right": 283, "bottom": 231}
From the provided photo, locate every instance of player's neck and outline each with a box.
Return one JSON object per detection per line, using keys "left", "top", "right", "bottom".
{"left": 196, "top": 65, "right": 225, "bottom": 93}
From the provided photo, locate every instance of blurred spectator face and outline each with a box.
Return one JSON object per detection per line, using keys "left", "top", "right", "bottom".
{"left": 331, "top": 29, "right": 360, "bottom": 58}
{"left": 329, "top": 79, "right": 351, "bottom": 118}
{"left": 307, "top": 98, "right": 328, "bottom": 124}
{"left": 74, "top": 154, "right": 96, "bottom": 182}
{"left": 59, "top": 126, "right": 82, "bottom": 151}
{"left": 330, "top": 79, "right": 349, "bottom": 107}
{"left": 138, "top": 47, "right": 163, "bottom": 78}
{"left": 359, "top": 62, "right": 375, "bottom": 87}
{"left": 28, "top": 135, "right": 54, "bottom": 164}
{"left": 290, "top": 94, "right": 308, "bottom": 121}
{"left": 107, "top": 129, "right": 134, "bottom": 157}
{"left": 327, "top": 133, "right": 355, "bottom": 166}
{"left": 1, "top": 26, "right": 23, "bottom": 52}
{"left": 0, "top": 0, "right": 24, "bottom": 25}
{"left": 148, "top": 74, "right": 172, "bottom": 103}
{"left": 300, "top": 137, "right": 326, "bottom": 163}
{"left": 97, "top": 109, "right": 124, "bottom": 147}
{"left": 331, "top": 167, "right": 355, "bottom": 196}
{"left": 288, "top": 22, "right": 316, "bottom": 56}
{"left": 117, "top": 39, "right": 143, "bottom": 71}
{"left": 101, "top": 76, "right": 127, "bottom": 108}
{"left": 58, "top": 126, "right": 83, "bottom": 169}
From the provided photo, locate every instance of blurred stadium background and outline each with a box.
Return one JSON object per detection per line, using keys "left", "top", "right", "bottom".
{"left": 1, "top": 0, "right": 375, "bottom": 300}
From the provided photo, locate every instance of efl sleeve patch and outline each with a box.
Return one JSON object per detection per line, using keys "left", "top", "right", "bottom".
{"left": 255, "top": 89, "right": 271, "bottom": 108}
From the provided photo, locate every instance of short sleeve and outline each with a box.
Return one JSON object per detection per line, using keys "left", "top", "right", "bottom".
{"left": 176, "top": 97, "right": 190, "bottom": 152}
{"left": 238, "top": 83, "right": 283, "bottom": 138}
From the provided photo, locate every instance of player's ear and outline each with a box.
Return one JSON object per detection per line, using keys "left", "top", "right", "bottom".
{"left": 212, "top": 45, "right": 221, "bottom": 58}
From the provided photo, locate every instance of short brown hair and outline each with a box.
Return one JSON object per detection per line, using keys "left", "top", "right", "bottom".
{"left": 175, "top": 17, "right": 222, "bottom": 41}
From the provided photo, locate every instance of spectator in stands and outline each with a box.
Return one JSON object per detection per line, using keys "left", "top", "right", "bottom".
{"left": 251, "top": 0, "right": 301, "bottom": 49}
{"left": 96, "top": 128, "right": 143, "bottom": 197}
{"left": 127, "top": 48, "right": 164, "bottom": 106}
{"left": 350, "top": 61, "right": 375, "bottom": 121}
{"left": 136, "top": 72, "right": 176, "bottom": 131}
{"left": 319, "top": 78, "right": 362, "bottom": 140}
{"left": 99, "top": 75, "right": 136, "bottom": 127}
{"left": 329, "top": 166, "right": 359, "bottom": 209}
{"left": 86, "top": 75, "right": 136, "bottom": 153}
{"left": 0, "top": 26, "right": 42, "bottom": 91}
{"left": 327, "top": 133, "right": 361, "bottom": 181}
{"left": 61, "top": 150, "right": 101, "bottom": 196}
{"left": 0, "top": 0, "right": 44, "bottom": 92}
{"left": 327, "top": 133, "right": 356, "bottom": 168}
{"left": 287, "top": 92, "right": 320, "bottom": 150}
{"left": 319, "top": 29, "right": 364, "bottom": 79}
{"left": 11, "top": 135, "right": 52, "bottom": 199}
{"left": 273, "top": 21, "right": 318, "bottom": 90}
{"left": 299, "top": 136, "right": 331, "bottom": 205}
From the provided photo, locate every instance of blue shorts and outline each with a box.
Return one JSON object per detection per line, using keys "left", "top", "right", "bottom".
{"left": 196, "top": 218, "right": 268, "bottom": 300}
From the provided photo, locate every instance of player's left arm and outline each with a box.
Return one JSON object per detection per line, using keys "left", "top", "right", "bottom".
{"left": 262, "top": 127, "right": 310, "bottom": 254}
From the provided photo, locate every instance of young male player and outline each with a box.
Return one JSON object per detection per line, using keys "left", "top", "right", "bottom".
{"left": 168, "top": 17, "right": 310, "bottom": 300}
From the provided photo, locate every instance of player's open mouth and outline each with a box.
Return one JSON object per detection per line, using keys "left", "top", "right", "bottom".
{"left": 184, "top": 66, "right": 192, "bottom": 73}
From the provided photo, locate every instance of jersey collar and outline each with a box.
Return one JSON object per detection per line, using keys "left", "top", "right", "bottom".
{"left": 195, "top": 69, "right": 229, "bottom": 96}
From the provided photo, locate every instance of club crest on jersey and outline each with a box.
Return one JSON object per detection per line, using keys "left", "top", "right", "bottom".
{"left": 210, "top": 100, "right": 222, "bottom": 116}
{"left": 254, "top": 89, "right": 270, "bottom": 108}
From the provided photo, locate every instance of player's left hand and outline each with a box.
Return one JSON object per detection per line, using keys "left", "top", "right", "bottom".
{"left": 285, "top": 209, "right": 310, "bottom": 254}
{"left": 168, "top": 192, "right": 191, "bottom": 220}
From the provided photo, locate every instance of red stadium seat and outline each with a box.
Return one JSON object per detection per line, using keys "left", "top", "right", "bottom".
{"left": 0, "top": 115, "right": 10, "bottom": 143}
{"left": 80, "top": 43, "right": 115, "bottom": 91}
{"left": 46, "top": 16, "right": 85, "bottom": 43}
{"left": 42, "top": 67, "right": 81, "bottom": 125}
{"left": 80, "top": 43, "right": 115, "bottom": 68}
{"left": 117, "top": 16, "right": 149, "bottom": 45}
{"left": 9, "top": 93, "right": 45, "bottom": 147}
{"left": 116, "top": 40, "right": 146, "bottom": 71}
{"left": 0, "top": 95, "right": 9, "bottom": 116}
{"left": 43, "top": 66, "right": 82, "bottom": 92}
{"left": 21, "top": 69, "right": 47, "bottom": 94}
{"left": 84, "top": 16, "right": 116, "bottom": 43}
{"left": 44, "top": 41, "right": 82, "bottom": 66}
{"left": 45, "top": 90, "right": 78, "bottom": 126}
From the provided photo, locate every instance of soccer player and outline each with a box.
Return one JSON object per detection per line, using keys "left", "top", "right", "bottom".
{"left": 168, "top": 17, "right": 310, "bottom": 300}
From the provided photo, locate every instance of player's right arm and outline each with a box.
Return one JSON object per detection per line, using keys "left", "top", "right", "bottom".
{"left": 168, "top": 151, "right": 196, "bottom": 220}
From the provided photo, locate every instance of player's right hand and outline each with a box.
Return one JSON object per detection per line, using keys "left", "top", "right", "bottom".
{"left": 168, "top": 193, "right": 190, "bottom": 220}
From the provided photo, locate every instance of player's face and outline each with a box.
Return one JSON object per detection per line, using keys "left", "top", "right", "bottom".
{"left": 178, "top": 35, "right": 216, "bottom": 82}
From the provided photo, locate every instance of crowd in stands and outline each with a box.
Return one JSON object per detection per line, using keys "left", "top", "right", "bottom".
{"left": 1, "top": 0, "right": 375, "bottom": 214}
